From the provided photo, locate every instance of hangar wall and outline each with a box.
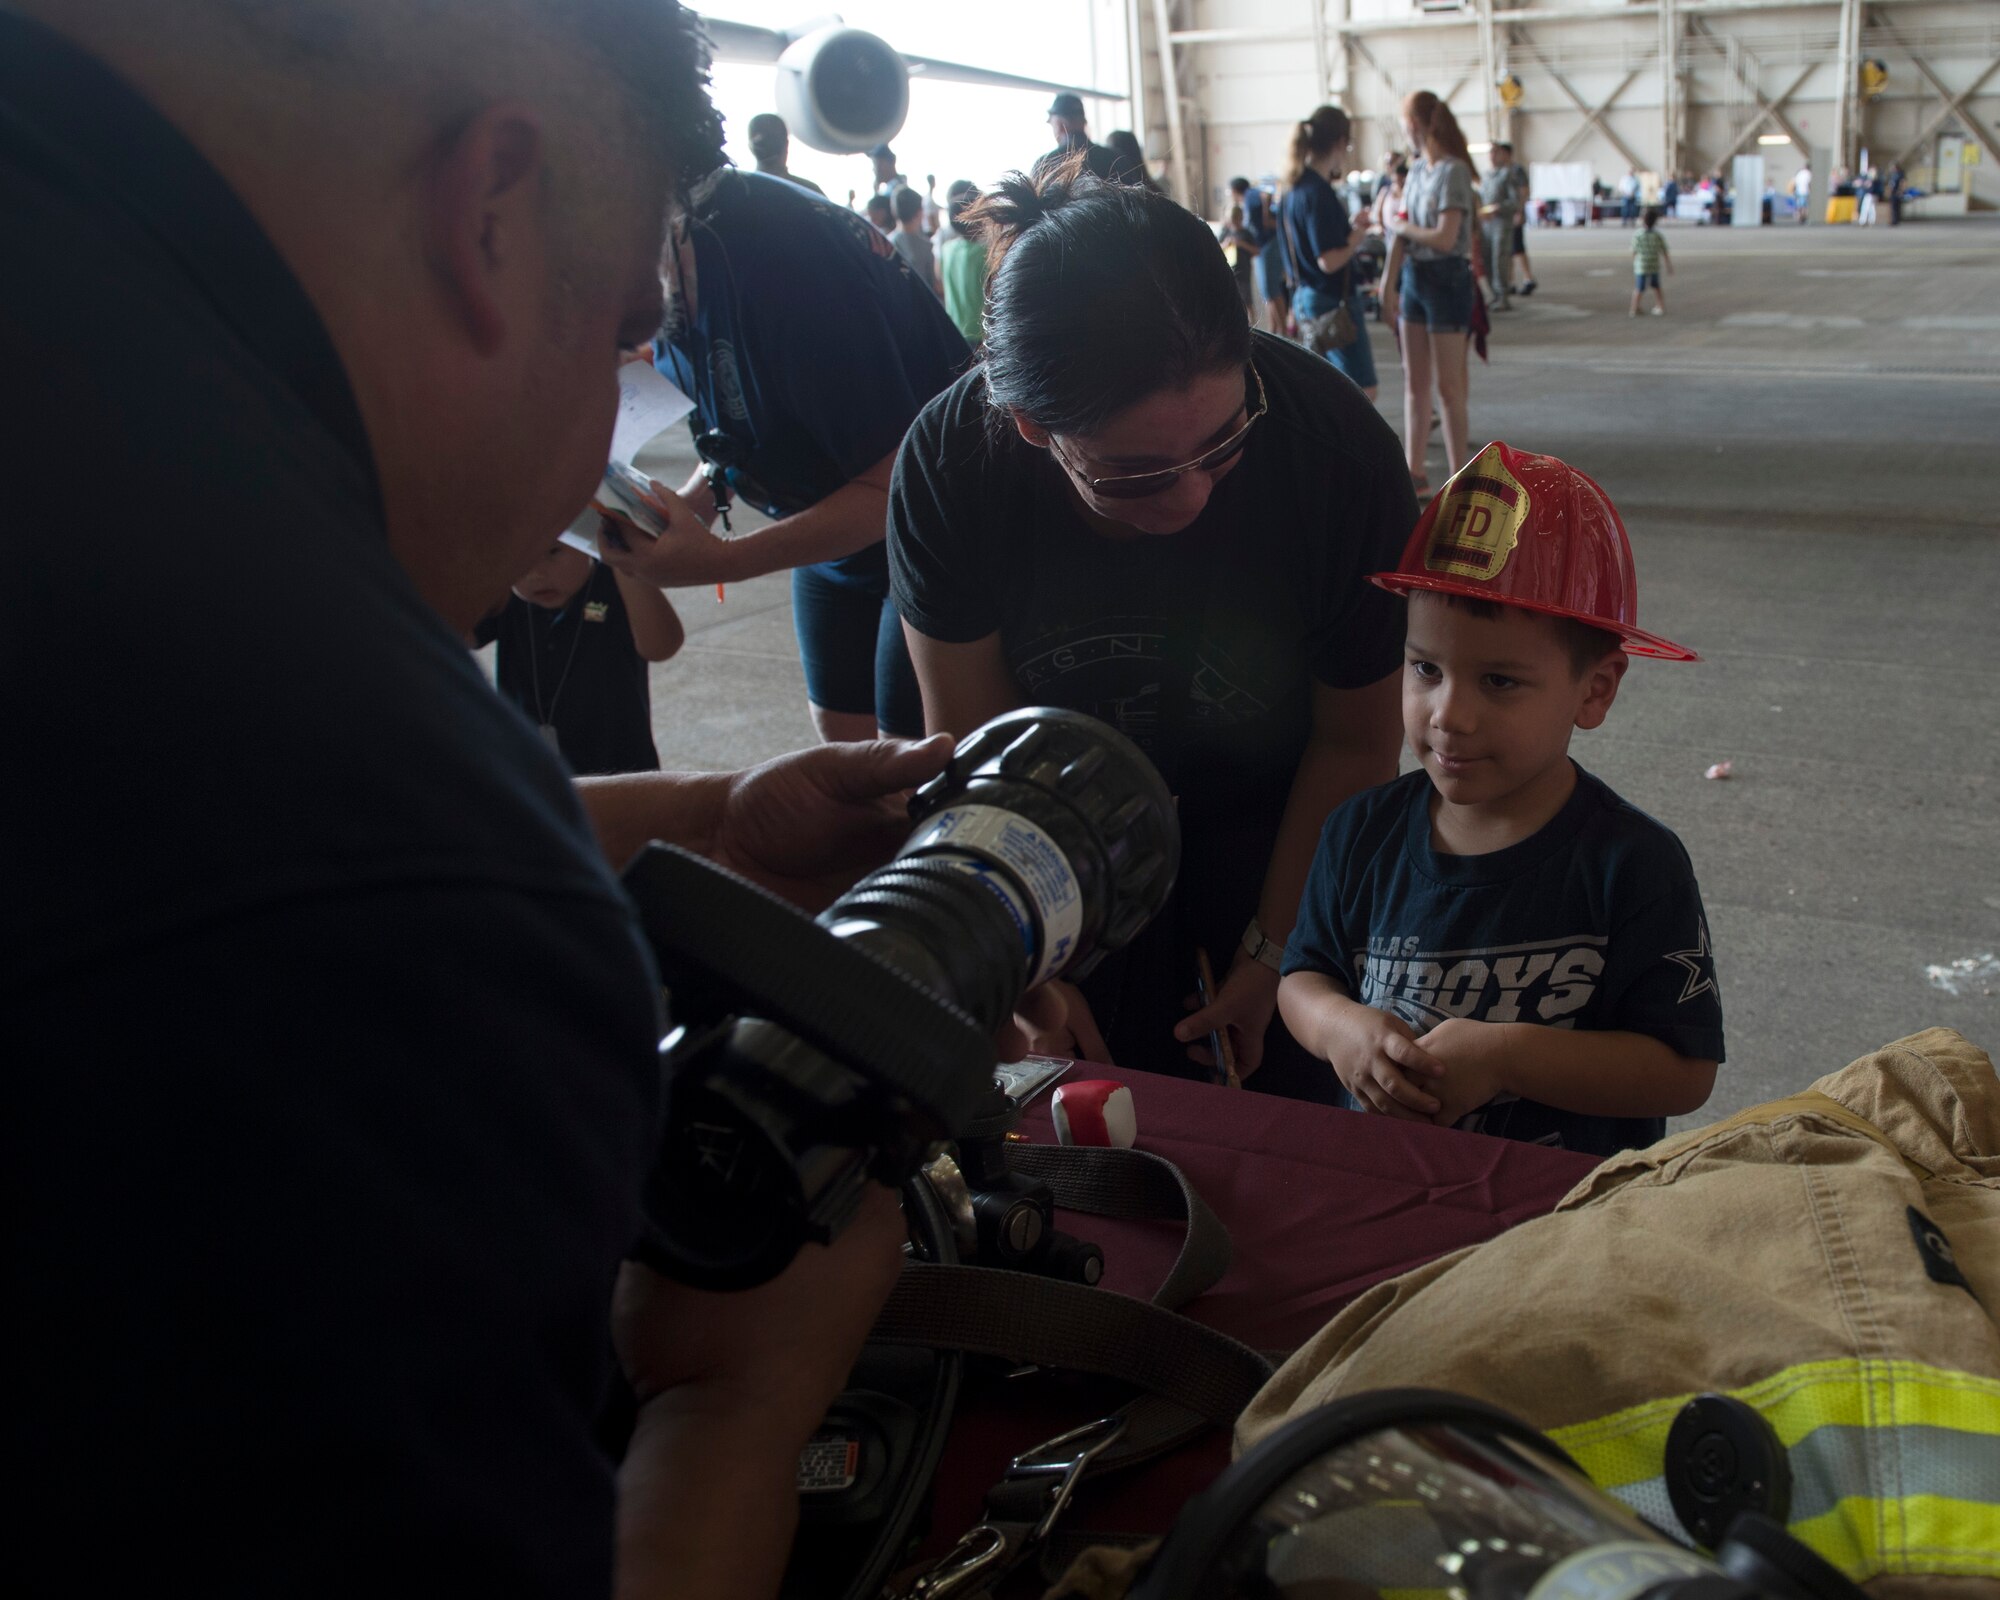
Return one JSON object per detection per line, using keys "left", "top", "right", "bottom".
{"left": 1140, "top": 0, "right": 1999, "bottom": 217}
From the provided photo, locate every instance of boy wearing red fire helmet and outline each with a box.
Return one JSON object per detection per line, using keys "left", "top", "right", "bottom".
{"left": 1277, "top": 442, "right": 1721, "bottom": 1155}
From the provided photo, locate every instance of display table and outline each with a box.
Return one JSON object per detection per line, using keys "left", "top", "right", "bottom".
{"left": 917, "top": 1064, "right": 1601, "bottom": 1556}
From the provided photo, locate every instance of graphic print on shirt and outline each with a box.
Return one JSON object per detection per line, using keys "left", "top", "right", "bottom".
{"left": 709, "top": 338, "right": 751, "bottom": 424}
{"left": 1352, "top": 933, "right": 1609, "bottom": 1032}
{"left": 1663, "top": 914, "right": 1716, "bottom": 1004}
{"left": 1007, "top": 613, "right": 1276, "bottom": 754}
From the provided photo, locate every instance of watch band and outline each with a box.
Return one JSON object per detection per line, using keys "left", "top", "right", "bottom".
{"left": 1241, "top": 917, "right": 1284, "bottom": 973}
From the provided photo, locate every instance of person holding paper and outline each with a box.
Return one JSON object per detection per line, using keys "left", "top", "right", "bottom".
{"left": 602, "top": 168, "right": 969, "bottom": 743}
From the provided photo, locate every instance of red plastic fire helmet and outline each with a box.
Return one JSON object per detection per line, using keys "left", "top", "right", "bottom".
{"left": 1370, "top": 441, "right": 1698, "bottom": 662}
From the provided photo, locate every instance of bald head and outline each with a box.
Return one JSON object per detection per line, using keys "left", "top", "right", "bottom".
{"left": 28, "top": 0, "right": 727, "bottom": 628}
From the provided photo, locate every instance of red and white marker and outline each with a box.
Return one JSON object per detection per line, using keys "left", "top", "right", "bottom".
{"left": 1051, "top": 1080, "right": 1137, "bottom": 1149}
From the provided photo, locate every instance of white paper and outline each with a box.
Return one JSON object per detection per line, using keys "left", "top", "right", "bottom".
{"left": 553, "top": 365, "right": 695, "bottom": 555}
{"left": 556, "top": 506, "right": 601, "bottom": 558}
{"left": 610, "top": 362, "right": 695, "bottom": 466}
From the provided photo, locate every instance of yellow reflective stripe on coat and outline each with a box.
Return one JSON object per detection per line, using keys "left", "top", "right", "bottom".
{"left": 1549, "top": 1360, "right": 2000, "bottom": 1579}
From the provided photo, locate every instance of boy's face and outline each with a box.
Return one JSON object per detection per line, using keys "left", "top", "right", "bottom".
{"left": 512, "top": 543, "right": 595, "bottom": 609}
{"left": 1403, "top": 594, "right": 1627, "bottom": 815}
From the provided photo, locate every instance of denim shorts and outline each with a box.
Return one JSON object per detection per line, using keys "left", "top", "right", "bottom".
{"left": 1635, "top": 272, "right": 1661, "bottom": 290}
{"left": 1292, "top": 282, "right": 1379, "bottom": 391}
{"left": 1400, "top": 256, "right": 1474, "bottom": 334}
{"left": 792, "top": 545, "right": 924, "bottom": 734}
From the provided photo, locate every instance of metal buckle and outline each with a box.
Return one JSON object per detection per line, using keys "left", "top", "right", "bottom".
{"left": 901, "top": 1413, "right": 1129, "bottom": 1600}
{"left": 904, "top": 1524, "right": 1014, "bottom": 1600}
{"left": 1009, "top": 1413, "right": 1129, "bottom": 1544}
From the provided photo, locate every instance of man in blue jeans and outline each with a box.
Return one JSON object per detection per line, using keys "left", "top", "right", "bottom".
{"left": 613, "top": 168, "right": 968, "bottom": 741}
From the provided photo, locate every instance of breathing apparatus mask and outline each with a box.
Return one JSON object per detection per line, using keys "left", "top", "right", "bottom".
{"left": 1131, "top": 1391, "right": 1866, "bottom": 1600}
{"left": 620, "top": 707, "right": 1179, "bottom": 1290}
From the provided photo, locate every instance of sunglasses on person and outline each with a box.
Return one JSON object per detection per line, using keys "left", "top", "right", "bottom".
{"left": 1049, "top": 364, "right": 1267, "bottom": 500}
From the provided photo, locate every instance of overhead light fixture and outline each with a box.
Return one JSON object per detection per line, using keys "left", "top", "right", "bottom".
{"left": 1758, "top": 134, "right": 1792, "bottom": 145}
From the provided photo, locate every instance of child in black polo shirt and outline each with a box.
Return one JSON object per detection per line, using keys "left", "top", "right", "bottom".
{"left": 1278, "top": 442, "right": 1722, "bottom": 1156}
{"left": 476, "top": 543, "right": 684, "bottom": 776}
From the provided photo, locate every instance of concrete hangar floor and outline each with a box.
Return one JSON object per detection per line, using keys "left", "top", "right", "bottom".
{"left": 606, "top": 216, "right": 2000, "bottom": 1133}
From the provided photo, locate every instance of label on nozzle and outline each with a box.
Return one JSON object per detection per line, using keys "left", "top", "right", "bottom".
{"left": 904, "top": 804, "right": 1083, "bottom": 986}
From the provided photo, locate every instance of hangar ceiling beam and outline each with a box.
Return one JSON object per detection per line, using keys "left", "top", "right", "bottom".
{"left": 1311, "top": 0, "right": 1948, "bottom": 39}
{"left": 1869, "top": 8, "right": 2000, "bottom": 169}
{"left": 1517, "top": 37, "right": 1650, "bottom": 170}
{"left": 1887, "top": 55, "right": 2000, "bottom": 170}
{"left": 1699, "top": 29, "right": 1815, "bottom": 165}
{"left": 1348, "top": 34, "right": 1417, "bottom": 160}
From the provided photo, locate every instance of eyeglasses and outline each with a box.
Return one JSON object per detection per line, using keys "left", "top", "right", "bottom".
{"left": 1049, "top": 364, "right": 1267, "bottom": 500}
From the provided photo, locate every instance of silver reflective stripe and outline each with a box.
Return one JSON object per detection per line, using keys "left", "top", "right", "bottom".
{"left": 1605, "top": 1424, "right": 2000, "bottom": 1528}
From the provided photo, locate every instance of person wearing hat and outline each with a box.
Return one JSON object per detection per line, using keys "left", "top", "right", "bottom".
{"left": 747, "top": 110, "right": 824, "bottom": 195}
{"left": 868, "top": 140, "right": 908, "bottom": 197}
{"left": 1277, "top": 442, "right": 1724, "bottom": 1157}
{"left": 1036, "top": 92, "right": 1117, "bottom": 182}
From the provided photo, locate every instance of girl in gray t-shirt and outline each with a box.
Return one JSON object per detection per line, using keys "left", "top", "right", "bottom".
{"left": 1403, "top": 154, "right": 1476, "bottom": 261}
{"left": 1382, "top": 90, "right": 1479, "bottom": 498}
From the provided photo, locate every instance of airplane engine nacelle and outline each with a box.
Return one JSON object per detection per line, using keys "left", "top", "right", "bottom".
{"left": 774, "top": 26, "right": 909, "bottom": 154}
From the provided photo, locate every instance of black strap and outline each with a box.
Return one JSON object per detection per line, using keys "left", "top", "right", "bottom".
{"left": 870, "top": 1154, "right": 1271, "bottom": 1595}
{"left": 1009, "top": 1144, "right": 1231, "bottom": 1311}
{"left": 872, "top": 1265, "right": 1271, "bottom": 1434}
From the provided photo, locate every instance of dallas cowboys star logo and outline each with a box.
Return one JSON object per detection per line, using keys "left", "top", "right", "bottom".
{"left": 1664, "top": 917, "right": 1716, "bottom": 1004}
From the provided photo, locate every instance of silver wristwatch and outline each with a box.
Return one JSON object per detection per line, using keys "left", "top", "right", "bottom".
{"left": 1241, "top": 916, "right": 1284, "bottom": 973}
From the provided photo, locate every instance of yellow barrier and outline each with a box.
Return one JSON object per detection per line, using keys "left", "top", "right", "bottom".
{"left": 1825, "top": 196, "right": 1857, "bottom": 223}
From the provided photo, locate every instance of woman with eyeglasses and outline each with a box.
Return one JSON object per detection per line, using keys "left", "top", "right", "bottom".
{"left": 889, "top": 169, "right": 1415, "bottom": 1095}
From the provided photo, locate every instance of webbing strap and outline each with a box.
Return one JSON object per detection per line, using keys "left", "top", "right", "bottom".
{"left": 873, "top": 1264, "right": 1272, "bottom": 1433}
{"left": 1008, "top": 1143, "right": 1233, "bottom": 1310}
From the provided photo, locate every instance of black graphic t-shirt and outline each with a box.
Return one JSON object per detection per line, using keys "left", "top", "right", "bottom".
{"left": 889, "top": 331, "right": 1413, "bottom": 832}
{"left": 1284, "top": 764, "right": 1725, "bottom": 1155}
{"left": 475, "top": 564, "right": 659, "bottom": 777}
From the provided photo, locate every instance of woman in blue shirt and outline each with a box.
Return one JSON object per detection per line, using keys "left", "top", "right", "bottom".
{"left": 1280, "top": 105, "right": 1377, "bottom": 400}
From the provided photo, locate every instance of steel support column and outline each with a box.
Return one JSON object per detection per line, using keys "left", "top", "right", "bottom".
{"left": 1830, "top": 0, "right": 1859, "bottom": 170}
{"left": 1659, "top": 0, "right": 1679, "bottom": 174}
{"left": 1309, "top": 0, "right": 1332, "bottom": 101}
{"left": 1473, "top": 0, "right": 1500, "bottom": 143}
{"left": 1151, "top": 0, "right": 1193, "bottom": 206}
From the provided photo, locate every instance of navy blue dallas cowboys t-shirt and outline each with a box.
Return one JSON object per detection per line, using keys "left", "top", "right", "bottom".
{"left": 1284, "top": 763, "right": 1724, "bottom": 1155}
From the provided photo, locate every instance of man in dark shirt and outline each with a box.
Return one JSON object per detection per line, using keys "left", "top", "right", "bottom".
{"left": 6, "top": 3, "right": 941, "bottom": 1595}
{"left": 1036, "top": 91, "right": 1119, "bottom": 182}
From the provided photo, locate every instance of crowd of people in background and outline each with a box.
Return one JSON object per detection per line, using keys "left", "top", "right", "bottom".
{"left": 503, "top": 89, "right": 1925, "bottom": 777}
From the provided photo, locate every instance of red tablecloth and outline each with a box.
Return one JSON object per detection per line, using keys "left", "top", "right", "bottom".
{"left": 917, "top": 1063, "right": 1600, "bottom": 1557}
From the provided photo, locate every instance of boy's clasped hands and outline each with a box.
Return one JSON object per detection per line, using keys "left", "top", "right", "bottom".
{"left": 1315, "top": 999, "right": 1508, "bottom": 1127}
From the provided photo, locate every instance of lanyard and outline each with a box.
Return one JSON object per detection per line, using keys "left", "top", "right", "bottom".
{"left": 525, "top": 567, "right": 593, "bottom": 740}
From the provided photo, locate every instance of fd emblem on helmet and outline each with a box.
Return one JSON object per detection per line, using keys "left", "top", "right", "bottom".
{"left": 1424, "top": 448, "right": 1528, "bottom": 582}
